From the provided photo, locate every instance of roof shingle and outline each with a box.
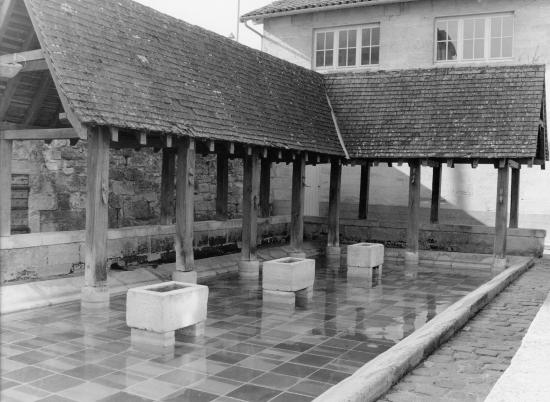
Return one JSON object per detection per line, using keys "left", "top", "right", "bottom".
{"left": 23, "top": 0, "right": 343, "bottom": 155}
{"left": 242, "top": 0, "right": 410, "bottom": 21}
{"left": 324, "top": 65, "right": 547, "bottom": 160}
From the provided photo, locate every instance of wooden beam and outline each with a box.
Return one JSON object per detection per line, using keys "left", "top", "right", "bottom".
{"left": 446, "top": 159, "right": 454, "bottom": 168}
{"left": 208, "top": 140, "right": 215, "bottom": 152}
{"left": 159, "top": 148, "right": 175, "bottom": 225}
{"left": 471, "top": 159, "right": 479, "bottom": 169}
{"left": 508, "top": 160, "right": 520, "bottom": 169}
{"left": 494, "top": 166, "right": 510, "bottom": 260}
{"left": 166, "top": 134, "right": 173, "bottom": 148}
{"left": 139, "top": 131, "right": 147, "bottom": 145}
{"left": 509, "top": 167, "right": 520, "bottom": 229}
{"left": 0, "top": 127, "right": 78, "bottom": 141}
{"left": 0, "top": 49, "right": 43, "bottom": 65}
{"left": 241, "top": 148, "right": 260, "bottom": 261}
{"left": 327, "top": 158, "right": 342, "bottom": 248}
{"left": 358, "top": 162, "right": 370, "bottom": 219}
{"left": 83, "top": 126, "right": 110, "bottom": 307}
{"left": 20, "top": 59, "right": 48, "bottom": 73}
{"left": 290, "top": 153, "right": 305, "bottom": 253}
{"left": 216, "top": 152, "right": 229, "bottom": 220}
{"left": 260, "top": 158, "right": 271, "bottom": 218}
{"left": 110, "top": 127, "right": 118, "bottom": 142}
{"left": 22, "top": 72, "right": 52, "bottom": 126}
{"left": 430, "top": 165, "right": 442, "bottom": 224}
{"left": 0, "top": 137, "right": 12, "bottom": 236}
{"left": 229, "top": 142, "right": 235, "bottom": 155}
{"left": 407, "top": 161, "right": 421, "bottom": 256}
{"left": 175, "top": 137, "right": 195, "bottom": 272}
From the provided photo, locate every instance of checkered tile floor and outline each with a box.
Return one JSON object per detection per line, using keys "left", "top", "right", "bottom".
{"left": 1, "top": 261, "right": 493, "bottom": 401}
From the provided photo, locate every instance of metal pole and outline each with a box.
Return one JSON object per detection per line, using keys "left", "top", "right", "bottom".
{"left": 236, "top": 0, "right": 241, "bottom": 42}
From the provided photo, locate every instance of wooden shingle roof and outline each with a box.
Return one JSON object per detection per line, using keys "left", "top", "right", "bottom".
{"left": 241, "top": 0, "right": 414, "bottom": 22}
{"left": 324, "top": 65, "right": 548, "bottom": 161}
{"left": 22, "top": 0, "right": 343, "bottom": 155}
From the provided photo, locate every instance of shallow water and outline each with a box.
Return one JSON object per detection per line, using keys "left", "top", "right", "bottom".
{"left": 1, "top": 260, "right": 494, "bottom": 401}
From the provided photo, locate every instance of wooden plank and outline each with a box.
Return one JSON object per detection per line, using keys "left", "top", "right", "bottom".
{"left": 84, "top": 126, "right": 110, "bottom": 287}
{"left": 241, "top": 148, "right": 260, "bottom": 261}
{"left": 508, "top": 159, "right": 520, "bottom": 169}
{"left": 1, "top": 127, "right": 78, "bottom": 140}
{"left": 139, "top": 131, "right": 147, "bottom": 145}
{"left": 494, "top": 166, "right": 510, "bottom": 259}
{"left": 215, "top": 152, "right": 229, "bottom": 220}
{"left": 166, "top": 134, "right": 173, "bottom": 148}
{"left": 159, "top": 148, "right": 175, "bottom": 225}
{"left": 0, "top": 49, "right": 43, "bottom": 65}
{"left": 358, "top": 162, "right": 370, "bottom": 219}
{"left": 509, "top": 167, "right": 520, "bottom": 229}
{"left": 175, "top": 137, "right": 195, "bottom": 272}
{"left": 0, "top": 138, "right": 12, "bottom": 236}
{"left": 290, "top": 153, "right": 305, "bottom": 252}
{"left": 260, "top": 158, "right": 271, "bottom": 218}
{"left": 23, "top": 72, "right": 53, "bottom": 125}
{"left": 407, "top": 161, "right": 421, "bottom": 254}
{"left": 430, "top": 165, "right": 442, "bottom": 224}
{"left": 327, "top": 158, "right": 342, "bottom": 247}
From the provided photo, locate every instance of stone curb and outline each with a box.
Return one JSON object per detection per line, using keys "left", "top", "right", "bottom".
{"left": 314, "top": 257, "right": 535, "bottom": 402}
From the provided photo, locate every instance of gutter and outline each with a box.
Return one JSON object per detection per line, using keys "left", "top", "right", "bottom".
{"left": 325, "top": 92, "right": 350, "bottom": 160}
{"left": 241, "top": 0, "right": 417, "bottom": 23}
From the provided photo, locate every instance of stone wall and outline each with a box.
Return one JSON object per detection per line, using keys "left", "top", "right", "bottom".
{"left": 304, "top": 216, "right": 546, "bottom": 257}
{"left": 10, "top": 140, "right": 292, "bottom": 233}
{"left": 0, "top": 215, "right": 290, "bottom": 283}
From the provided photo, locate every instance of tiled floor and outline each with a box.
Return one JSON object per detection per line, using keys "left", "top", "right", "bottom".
{"left": 1, "top": 260, "right": 494, "bottom": 402}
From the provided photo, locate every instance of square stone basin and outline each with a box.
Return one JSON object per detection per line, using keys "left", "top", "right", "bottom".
{"left": 263, "top": 257, "right": 315, "bottom": 292}
{"left": 347, "top": 242, "right": 384, "bottom": 269}
{"left": 126, "top": 281, "right": 208, "bottom": 334}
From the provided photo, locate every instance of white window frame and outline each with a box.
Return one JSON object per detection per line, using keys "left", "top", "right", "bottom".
{"left": 434, "top": 12, "right": 514, "bottom": 64}
{"left": 313, "top": 23, "right": 380, "bottom": 71}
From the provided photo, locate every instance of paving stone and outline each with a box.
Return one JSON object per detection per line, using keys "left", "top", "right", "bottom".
{"left": 382, "top": 260, "right": 550, "bottom": 402}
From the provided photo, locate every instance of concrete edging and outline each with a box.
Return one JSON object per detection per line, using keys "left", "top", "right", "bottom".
{"left": 314, "top": 257, "right": 535, "bottom": 402}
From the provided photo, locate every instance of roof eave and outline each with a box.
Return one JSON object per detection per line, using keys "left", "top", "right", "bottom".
{"left": 241, "top": 0, "right": 417, "bottom": 23}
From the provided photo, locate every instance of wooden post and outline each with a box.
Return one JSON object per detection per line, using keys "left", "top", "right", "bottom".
{"left": 174, "top": 137, "right": 196, "bottom": 282}
{"left": 509, "top": 167, "right": 520, "bottom": 229}
{"left": 290, "top": 153, "right": 305, "bottom": 256}
{"left": 159, "top": 148, "right": 175, "bottom": 225}
{"left": 239, "top": 149, "right": 261, "bottom": 277}
{"left": 0, "top": 137, "right": 12, "bottom": 237}
{"left": 216, "top": 152, "right": 229, "bottom": 220}
{"left": 494, "top": 166, "right": 510, "bottom": 268}
{"left": 430, "top": 165, "right": 442, "bottom": 224}
{"left": 406, "top": 161, "right": 421, "bottom": 267}
{"left": 82, "top": 126, "right": 110, "bottom": 309}
{"left": 327, "top": 158, "right": 342, "bottom": 266}
{"left": 260, "top": 158, "right": 271, "bottom": 218}
{"left": 358, "top": 162, "right": 370, "bottom": 219}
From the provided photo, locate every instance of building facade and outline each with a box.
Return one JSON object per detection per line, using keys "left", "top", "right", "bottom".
{"left": 246, "top": 0, "right": 550, "bottom": 246}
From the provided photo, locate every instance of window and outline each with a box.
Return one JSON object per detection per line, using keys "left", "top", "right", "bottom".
{"left": 435, "top": 14, "right": 513, "bottom": 62}
{"left": 314, "top": 25, "right": 380, "bottom": 70}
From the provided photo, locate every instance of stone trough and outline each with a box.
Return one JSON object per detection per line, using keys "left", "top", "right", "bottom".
{"left": 347, "top": 242, "right": 384, "bottom": 280}
{"left": 126, "top": 281, "right": 208, "bottom": 353}
{"left": 262, "top": 257, "right": 315, "bottom": 308}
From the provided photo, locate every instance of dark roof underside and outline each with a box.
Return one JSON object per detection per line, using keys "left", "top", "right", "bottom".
{"left": 21, "top": 0, "right": 342, "bottom": 155}
{"left": 242, "top": 0, "right": 407, "bottom": 21}
{"left": 324, "top": 65, "right": 547, "bottom": 160}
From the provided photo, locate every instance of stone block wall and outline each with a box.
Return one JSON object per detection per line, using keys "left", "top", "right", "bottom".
{"left": 0, "top": 216, "right": 291, "bottom": 283}
{"left": 10, "top": 140, "right": 292, "bottom": 233}
{"left": 304, "top": 216, "right": 546, "bottom": 257}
